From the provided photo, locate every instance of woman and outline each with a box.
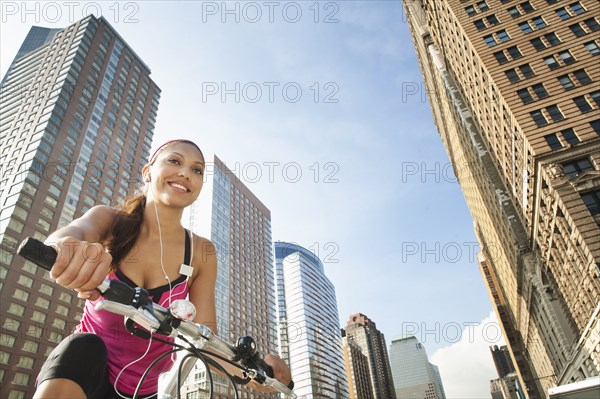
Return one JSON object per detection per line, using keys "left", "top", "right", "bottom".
{"left": 34, "top": 140, "right": 291, "bottom": 398}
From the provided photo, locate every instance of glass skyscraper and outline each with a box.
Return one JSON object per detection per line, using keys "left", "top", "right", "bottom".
{"left": 275, "top": 242, "right": 349, "bottom": 399}
{"left": 389, "top": 335, "right": 446, "bottom": 399}
{"left": 1, "top": 15, "right": 160, "bottom": 398}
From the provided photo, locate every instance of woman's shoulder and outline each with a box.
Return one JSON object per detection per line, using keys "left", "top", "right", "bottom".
{"left": 190, "top": 232, "right": 216, "bottom": 256}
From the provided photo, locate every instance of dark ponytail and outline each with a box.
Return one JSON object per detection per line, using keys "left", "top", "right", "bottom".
{"left": 107, "top": 192, "right": 146, "bottom": 269}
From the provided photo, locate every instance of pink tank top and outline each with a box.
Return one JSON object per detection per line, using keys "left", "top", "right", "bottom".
{"left": 76, "top": 270, "right": 190, "bottom": 396}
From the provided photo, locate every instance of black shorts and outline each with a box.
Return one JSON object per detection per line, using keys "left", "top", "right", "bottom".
{"left": 37, "top": 332, "right": 157, "bottom": 399}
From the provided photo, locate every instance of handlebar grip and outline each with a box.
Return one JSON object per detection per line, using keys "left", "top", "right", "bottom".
{"left": 257, "top": 359, "right": 295, "bottom": 390}
{"left": 17, "top": 237, "right": 57, "bottom": 271}
{"left": 258, "top": 359, "right": 274, "bottom": 378}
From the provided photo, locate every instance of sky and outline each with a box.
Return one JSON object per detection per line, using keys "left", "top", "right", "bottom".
{"left": 1, "top": 1, "right": 506, "bottom": 397}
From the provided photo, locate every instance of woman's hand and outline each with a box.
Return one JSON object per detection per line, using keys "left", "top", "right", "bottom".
{"left": 48, "top": 236, "right": 112, "bottom": 300}
{"left": 263, "top": 354, "right": 293, "bottom": 388}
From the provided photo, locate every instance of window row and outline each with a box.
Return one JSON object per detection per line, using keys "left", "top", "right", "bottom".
{"left": 544, "top": 128, "right": 579, "bottom": 149}
{"left": 555, "top": 2, "right": 587, "bottom": 21}
{"left": 573, "top": 91, "right": 600, "bottom": 113}
{"left": 530, "top": 104, "right": 564, "bottom": 127}
{"left": 516, "top": 83, "right": 549, "bottom": 104}
{"left": 494, "top": 45, "right": 522, "bottom": 64}
{"left": 557, "top": 69, "right": 592, "bottom": 90}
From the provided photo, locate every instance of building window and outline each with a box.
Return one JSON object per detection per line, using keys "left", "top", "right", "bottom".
{"left": 544, "top": 133, "right": 562, "bottom": 149}
{"left": 581, "top": 190, "right": 600, "bottom": 216}
{"left": 495, "top": 51, "right": 509, "bottom": 64}
{"left": 521, "top": 1, "right": 534, "bottom": 13}
{"left": 562, "top": 158, "right": 594, "bottom": 178}
{"left": 532, "top": 16, "right": 547, "bottom": 29}
{"left": 532, "top": 83, "right": 549, "bottom": 99}
{"left": 497, "top": 29, "right": 510, "bottom": 42}
{"left": 487, "top": 15, "right": 500, "bottom": 25}
{"left": 556, "top": 7, "right": 571, "bottom": 20}
{"left": 569, "top": 23, "right": 587, "bottom": 37}
{"left": 507, "top": 45, "right": 522, "bottom": 59}
{"left": 519, "top": 21, "right": 533, "bottom": 33}
{"left": 584, "top": 41, "right": 600, "bottom": 55}
{"left": 484, "top": 34, "right": 497, "bottom": 47}
{"left": 545, "top": 32, "right": 561, "bottom": 46}
{"left": 573, "top": 96, "right": 592, "bottom": 112}
{"left": 570, "top": 2, "right": 586, "bottom": 15}
{"left": 543, "top": 55, "right": 560, "bottom": 69}
{"left": 584, "top": 18, "right": 599, "bottom": 32}
{"left": 558, "top": 50, "right": 576, "bottom": 64}
{"left": 573, "top": 69, "right": 591, "bottom": 85}
{"left": 531, "top": 37, "right": 546, "bottom": 50}
{"left": 519, "top": 63, "right": 534, "bottom": 78}
{"left": 506, "top": 69, "right": 520, "bottom": 82}
{"left": 466, "top": 5, "right": 477, "bottom": 16}
{"left": 507, "top": 6, "right": 521, "bottom": 17}
{"left": 477, "top": 1, "right": 490, "bottom": 11}
{"left": 591, "top": 120, "right": 600, "bottom": 135}
{"left": 590, "top": 91, "right": 600, "bottom": 108}
{"left": 517, "top": 88, "right": 534, "bottom": 104}
{"left": 558, "top": 74, "right": 576, "bottom": 90}
{"left": 547, "top": 105, "right": 564, "bottom": 122}
{"left": 531, "top": 110, "right": 548, "bottom": 127}
{"left": 475, "top": 19, "right": 487, "bottom": 31}
{"left": 562, "top": 128, "right": 580, "bottom": 145}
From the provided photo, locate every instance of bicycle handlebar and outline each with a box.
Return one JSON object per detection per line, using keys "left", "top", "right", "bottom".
{"left": 17, "top": 237, "right": 295, "bottom": 398}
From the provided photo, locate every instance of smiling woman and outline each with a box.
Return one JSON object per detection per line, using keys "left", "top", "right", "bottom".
{"left": 33, "top": 139, "right": 292, "bottom": 399}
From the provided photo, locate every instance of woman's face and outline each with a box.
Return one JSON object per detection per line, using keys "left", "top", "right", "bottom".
{"left": 144, "top": 142, "right": 205, "bottom": 208}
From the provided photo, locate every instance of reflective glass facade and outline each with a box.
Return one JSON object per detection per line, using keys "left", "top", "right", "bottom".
{"left": 389, "top": 336, "right": 446, "bottom": 399}
{"left": 0, "top": 15, "right": 160, "bottom": 398}
{"left": 275, "top": 242, "right": 349, "bottom": 399}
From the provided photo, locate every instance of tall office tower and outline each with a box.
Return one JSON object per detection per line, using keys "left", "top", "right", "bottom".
{"left": 490, "top": 346, "right": 525, "bottom": 399}
{"left": 180, "top": 155, "right": 278, "bottom": 398}
{"left": 342, "top": 334, "right": 374, "bottom": 399}
{"left": 403, "top": 0, "right": 600, "bottom": 396}
{"left": 491, "top": 345, "right": 517, "bottom": 378}
{"left": 389, "top": 335, "right": 446, "bottom": 399}
{"left": 341, "top": 313, "right": 396, "bottom": 399}
{"left": 0, "top": 15, "right": 160, "bottom": 398}
{"left": 274, "top": 242, "right": 350, "bottom": 399}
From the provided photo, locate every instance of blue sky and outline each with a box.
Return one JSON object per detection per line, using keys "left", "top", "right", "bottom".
{"left": 1, "top": 1, "right": 504, "bottom": 396}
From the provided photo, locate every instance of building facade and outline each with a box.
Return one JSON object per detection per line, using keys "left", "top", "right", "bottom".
{"left": 180, "top": 155, "right": 278, "bottom": 398}
{"left": 490, "top": 345, "right": 525, "bottom": 399}
{"left": 403, "top": 0, "right": 600, "bottom": 397}
{"left": 389, "top": 335, "right": 446, "bottom": 399}
{"left": 342, "top": 313, "right": 396, "bottom": 399}
{"left": 0, "top": 15, "right": 160, "bottom": 398}
{"left": 274, "top": 242, "right": 350, "bottom": 399}
{"left": 342, "top": 334, "right": 374, "bottom": 399}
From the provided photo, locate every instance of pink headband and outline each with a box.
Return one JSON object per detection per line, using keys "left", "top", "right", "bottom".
{"left": 149, "top": 140, "right": 204, "bottom": 164}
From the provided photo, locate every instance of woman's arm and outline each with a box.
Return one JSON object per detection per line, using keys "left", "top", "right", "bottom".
{"left": 44, "top": 205, "right": 116, "bottom": 298}
{"left": 188, "top": 237, "right": 218, "bottom": 332}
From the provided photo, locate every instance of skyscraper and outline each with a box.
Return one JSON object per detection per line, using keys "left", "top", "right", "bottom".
{"left": 403, "top": 0, "right": 600, "bottom": 397}
{"left": 389, "top": 335, "right": 446, "bottom": 399}
{"left": 274, "top": 241, "right": 350, "bottom": 399}
{"left": 180, "top": 155, "right": 278, "bottom": 398}
{"left": 490, "top": 345, "right": 525, "bottom": 399}
{"left": 342, "top": 334, "right": 374, "bottom": 399}
{"left": 342, "top": 313, "right": 396, "bottom": 399}
{"left": 0, "top": 15, "right": 160, "bottom": 398}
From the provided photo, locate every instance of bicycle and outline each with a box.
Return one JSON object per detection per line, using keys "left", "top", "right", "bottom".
{"left": 17, "top": 237, "right": 296, "bottom": 399}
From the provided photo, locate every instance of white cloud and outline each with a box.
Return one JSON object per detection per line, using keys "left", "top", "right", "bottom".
{"left": 430, "top": 311, "right": 506, "bottom": 399}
